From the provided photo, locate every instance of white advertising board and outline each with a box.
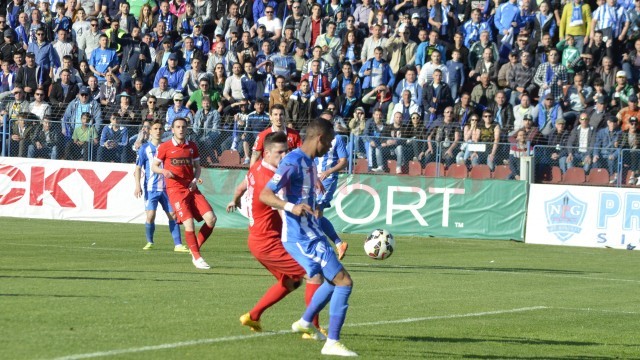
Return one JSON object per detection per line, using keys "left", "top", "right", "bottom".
{"left": 0, "top": 157, "right": 168, "bottom": 224}
{"left": 526, "top": 184, "right": 640, "bottom": 250}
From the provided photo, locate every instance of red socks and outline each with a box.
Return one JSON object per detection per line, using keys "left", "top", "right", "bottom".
{"left": 185, "top": 231, "right": 200, "bottom": 259}
{"left": 249, "top": 282, "right": 291, "bottom": 321}
{"left": 305, "top": 282, "right": 321, "bottom": 328}
{"left": 197, "top": 224, "right": 213, "bottom": 247}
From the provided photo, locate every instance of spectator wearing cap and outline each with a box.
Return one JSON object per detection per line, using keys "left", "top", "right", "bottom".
{"left": 611, "top": 70, "right": 636, "bottom": 110}
{"left": 280, "top": 24, "right": 298, "bottom": 54}
{"left": 588, "top": 95, "right": 609, "bottom": 130}
{"left": 89, "top": 34, "right": 119, "bottom": 82}
{"left": 620, "top": 116, "right": 640, "bottom": 185}
{"left": 77, "top": 16, "right": 102, "bottom": 61}
{"left": 314, "top": 21, "right": 342, "bottom": 68}
{"left": 509, "top": 113, "right": 540, "bottom": 145}
{"left": 407, "top": 13, "right": 422, "bottom": 43}
{"left": 292, "top": 42, "right": 307, "bottom": 82}
{"left": 617, "top": 94, "right": 640, "bottom": 131}
{"left": 497, "top": 50, "right": 518, "bottom": 90}
{"left": 593, "top": 116, "right": 622, "bottom": 181}
{"left": 154, "top": 37, "right": 176, "bottom": 68}
{"left": 14, "top": 52, "right": 51, "bottom": 100}
{"left": 0, "top": 29, "right": 21, "bottom": 62}
{"left": 166, "top": 92, "right": 193, "bottom": 129}
{"left": 61, "top": 85, "right": 103, "bottom": 138}
{"left": 190, "top": 21, "right": 211, "bottom": 54}
{"left": 154, "top": 53, "right": 185, "bottom": 91}
{"left": 532, "top": 93, "right": 564, "bottom": 136}
{"left": 540, "top": 117, "right": 571, "bottom": 173}
{"left": 562, "top": 73, "right": 594, "bottom": 126}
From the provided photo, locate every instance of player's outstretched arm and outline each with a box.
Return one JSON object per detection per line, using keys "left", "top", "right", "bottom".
{"left": 226, "top": 180, "right": 248, "bottom": 213}
{"left": 260, "top": 187, "right": 312, "bottom": 217}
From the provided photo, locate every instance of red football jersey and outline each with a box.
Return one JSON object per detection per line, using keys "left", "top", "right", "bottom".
{"left": 155, "top": 138, "right": 200, "bottom": 192}
{"left": 252, "top": 126, "right": 302, "bottom": 153}
{"left": 245, "top": 160, "right": 283, "bottom": 244}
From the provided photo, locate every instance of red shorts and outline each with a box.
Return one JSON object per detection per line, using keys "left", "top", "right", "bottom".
{"left": 248, "top": 236, "right": 306, "bottom": 281}
{"left": 168, "top": 189, "right": 213, "bottom": 224}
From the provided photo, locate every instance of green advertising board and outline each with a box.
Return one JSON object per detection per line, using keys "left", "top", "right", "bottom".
{"left": 200, "top": 169, "right": 527, "bottom": 241}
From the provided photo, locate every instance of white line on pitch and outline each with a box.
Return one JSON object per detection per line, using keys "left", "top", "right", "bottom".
{"left": 552, "top": 307, "right": 640, "bottom": 315}
{"left": 47, "top": 306, "right": 547, "bottom": 360}
{"left": 5, "top": 242, "right": 139, "bottom": 252}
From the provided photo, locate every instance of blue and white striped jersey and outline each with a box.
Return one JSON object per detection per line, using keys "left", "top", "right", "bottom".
{"left": 136, "top": 142, "right": 165, "bottom": 193}
{"left": 314, "top": 135, "right": 347, "bottom": 181}
{"left": 267, "top": 149, "right": 324, "bottom": 243}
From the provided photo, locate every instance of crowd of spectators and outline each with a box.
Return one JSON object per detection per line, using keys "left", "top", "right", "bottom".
{"left": 0, "top": 0, "right": 639, "bottom": 182}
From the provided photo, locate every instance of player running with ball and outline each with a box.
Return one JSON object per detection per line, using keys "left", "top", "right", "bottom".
{"left": 260, "top": 119, "right": 357, "bottom": 357}
{"left": 134, "top": 120, "right": 189, "bottom": 252}
{"left": 226, "top": 132, "right": 325, "bottom": 339}
{"left": 152, "top": 118, "right": 217, "bottom": 270}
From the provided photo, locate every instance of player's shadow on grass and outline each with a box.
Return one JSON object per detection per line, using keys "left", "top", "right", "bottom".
{"left": 348, "top": 333, "right": 602, "bottom": 347}
{"left": 348, "top": 263, "right": 593, "bottom": 275}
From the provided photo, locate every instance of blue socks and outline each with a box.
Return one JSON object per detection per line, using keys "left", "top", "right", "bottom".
{"left": 320, "top": 216, "right": 341, "bottom": 245}
{"left": 169, "top": 220, "right": 181, "bottom": 245}
{"left": 328, "top": 286, "right": 352, "bottom": 341}
{"left": 145, "top": 223, "right": 155, "bottom": 243}
{"left": 302, "top": 282, "right": 334, "bottom": 323}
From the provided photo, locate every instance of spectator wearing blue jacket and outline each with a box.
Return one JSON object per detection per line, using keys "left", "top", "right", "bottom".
{"left": 446, "top": 49, "right": 465, "bottom": 102}
{"left": 97, "top": 114, "right": 129, "bottom": 163}
{"left": 359, "top": 46, "right": 395, "bottom": 92}
{"left": 27, "top": 30, "right": 59, "bottom": 73}
{"left": 154, "top": 53, "right": 185, "bottom": 91}
{"left": 415, "top": 31, "right": 447, "bottom": 73}
{"left": 462, "top": 9, "right": 493, "bottom": 48}
{"left": 593, "top": 117, "right": 622, "bottom": 180}
{"left": 494, "top": 0, "right": 522, "bottom": 42}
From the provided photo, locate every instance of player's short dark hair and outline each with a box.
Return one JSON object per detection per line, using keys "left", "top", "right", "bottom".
{"left": 255, "top": 97, "right": 267, "bottom": 105}
{"left": 270, "top": 103, "right": 285, "bottom": 114}
{"left": 151, "top": 120, "right": 164, "bottom": 130}
{"left": 305, "top": 118, "right": 334, "bottom": 140}
{"left": 172, "top": 117, "right": 189, "bottom": 127}
{"left": 263, "top": 131, "right": 288, "bottom": 151}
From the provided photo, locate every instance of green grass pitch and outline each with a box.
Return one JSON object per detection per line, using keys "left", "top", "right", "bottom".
{"left": 1, "top": 217, "right": 638, "bottom": 360}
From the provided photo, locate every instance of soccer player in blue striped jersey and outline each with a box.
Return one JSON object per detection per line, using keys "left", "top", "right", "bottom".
{"left": 260, "top": 119, "right": 357, "bottom": 357}
{"left": 134, "top": 120, "right": 188, "bottom": 252}
{"left": 315, "top": 112, "right": 349, "bottom": 260}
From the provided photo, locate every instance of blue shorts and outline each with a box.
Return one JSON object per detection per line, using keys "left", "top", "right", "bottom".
{"left": 316, "top": 178, "right": 338, "bottom": 211}
{"left": 144, "top": 190, "right": 173, "bottom": 212}
{"left": 283, "top": 236, "right": 343, "bottom": 281}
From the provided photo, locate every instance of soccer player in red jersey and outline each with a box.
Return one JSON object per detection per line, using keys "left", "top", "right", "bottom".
{"left": 152, "top": 117, "right": 217, "bottom": 270}
{"left": 249, "top": 104, "right": 302, "bottom": 167}
{"left": 227, "top": 132, "right": 325, "bottom": 339}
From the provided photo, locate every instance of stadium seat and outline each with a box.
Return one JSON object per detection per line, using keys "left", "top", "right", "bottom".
{"left": 587, "top": 168, "right": 610, "bottom": 185}
{"left": 354, "top": 159, "right": 369, "bottom": 174}
{"left": 408, "top": 161, "right": 422, "bottom": 176}
{"left": 469, "top": 164, "right": 491, "bottom": 179}
{"left": 563, "top": 167, "right": 586, "bottom": 184}
{"left": 218, "top": 150, "right": 241, "bottom": 166}
{"left": 540, "top": 166, "right": 563, "bottom": 184}
{"left": 492, "top": 165, "right": 512, "bottom": 179}
{"left": 387, "top": 160, "right": 399, "bottom": 174}
{"left": 445, "top": 164, "right": 468, "bottom": 178}
{"left": 423, "top": 162, "right": 444, "bottom": 177}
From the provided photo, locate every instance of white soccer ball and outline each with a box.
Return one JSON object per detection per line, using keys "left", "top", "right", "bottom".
{"left": 364, "top": 229, "right": 395, "bottom": 260}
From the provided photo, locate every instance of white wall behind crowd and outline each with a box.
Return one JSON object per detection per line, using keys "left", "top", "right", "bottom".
{"left": 526, "top": 184, "right": 640, "bottom": 250}
{"left": 0, "top": 157, "right": 166, "bottom": 224}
